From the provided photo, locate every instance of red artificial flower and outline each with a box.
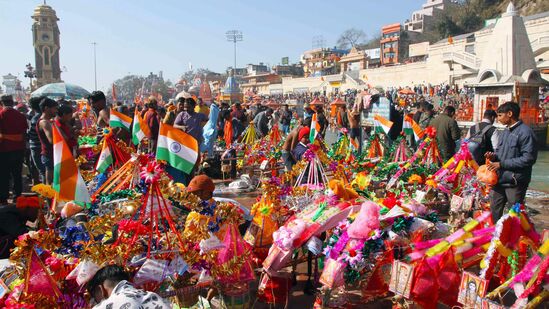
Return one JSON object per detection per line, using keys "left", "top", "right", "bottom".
{"left": 425, "top": 126, "right": 437, "bottom": 138}
{"left": 383, "top": 197, "right": 397, "bottom": 209}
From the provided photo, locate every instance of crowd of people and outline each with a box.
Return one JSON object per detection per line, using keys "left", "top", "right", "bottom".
{"left": 0, "top": 82, "right": 544, "bottom": 307}
{"left": 0, "top": 87, "right": 541, "bottom": 220}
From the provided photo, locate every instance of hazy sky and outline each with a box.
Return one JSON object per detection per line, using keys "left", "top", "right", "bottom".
{"left": 1, "top": 0, "right": 424, "bottom": 91}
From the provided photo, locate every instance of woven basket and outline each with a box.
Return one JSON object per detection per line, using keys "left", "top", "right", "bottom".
{"left": 219, "top": 282, "right": 251, "bottom": 309}
{"left": 175, "top": 287, "right": 200, "bottom": 308}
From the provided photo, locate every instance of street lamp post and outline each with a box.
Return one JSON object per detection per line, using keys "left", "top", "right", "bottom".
{"left": 92, "top": 42, "right": 97, "bottom": 91}
{"left": 226, "top": 30, "right": 243, "bottom": 72}
{"left": 24, "top": 63, "right": 36, "bottom": 92}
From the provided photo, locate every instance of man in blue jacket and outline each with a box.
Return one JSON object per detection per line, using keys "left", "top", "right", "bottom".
{"left": 486, "top": 102, "right": 538, "bottom": 221}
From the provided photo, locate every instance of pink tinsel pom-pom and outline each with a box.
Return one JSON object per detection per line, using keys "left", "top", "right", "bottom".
{"left": 347, "top": 201, "right": 380, "bottom": 239}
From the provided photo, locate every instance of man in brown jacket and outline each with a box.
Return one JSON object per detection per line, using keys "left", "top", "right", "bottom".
{"left": 429, "top": 105, "right": 461, "bottom": 161}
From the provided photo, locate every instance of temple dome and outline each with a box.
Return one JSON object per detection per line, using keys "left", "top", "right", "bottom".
{"left": 476, "top": 1, "right": 536, "bottom": 83}
{"left": 33, "top": 3, "right": 58, "bottom": 19}
{"left": 223, "top": 76, "right": 240, "bottom": 94}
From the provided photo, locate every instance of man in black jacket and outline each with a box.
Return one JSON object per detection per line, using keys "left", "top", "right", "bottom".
{"left": 466, "top": 109, "right": 497, "bottom": 165}
{"left": 486, "top": 102, "right": 538, "bottom": 221}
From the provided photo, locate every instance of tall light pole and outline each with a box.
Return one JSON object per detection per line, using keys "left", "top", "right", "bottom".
{"left": 91, "top": 42, "right": 97, "bottom": 90}
{"left": 226, "top": 30, "right": 243, "bottom": 71}
{"left": 24, "top": 63, "right": 36, "bottom": 92}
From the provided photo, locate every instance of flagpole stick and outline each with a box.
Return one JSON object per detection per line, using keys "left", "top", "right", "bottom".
{"left": 306, "top": 161, "right": 311, "bottom": 186}
{"left": 312, "top": 158, "right": 316, "bottom": 187}
{"left": 295, "top": 169, "right": 304, "bottom": 188}
{"left": 319, "top": 158, "right": 328, "bottom": 184}
{"left": 309, "top": 157, "right": 316, "bottom": 185}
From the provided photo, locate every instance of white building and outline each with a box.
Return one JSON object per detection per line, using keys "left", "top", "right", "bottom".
{"left": 471, "top": 2, "right": 547, "bottom": 125}
{"left": 2, "top": 74, "right": 19, "bottom": 95}
{"left": 274, "top": 8, "right": 549, "bottom": 94}
{"left": 404, "top": 0, "right": 457, "bottom": 33}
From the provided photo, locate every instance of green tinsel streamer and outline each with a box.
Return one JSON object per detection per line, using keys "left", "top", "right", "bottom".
{"left": 344, "top": 269, "right": 361, "bottom": 284}
{"left": 78, "top": 135, "right": 97, "bottom": 146}
{"left": 318, "top": 255, "right": 325, "bottom": 270}
{"left": 361, "top": 238, "right": 384, "bottom": 257}
{"left": 98, "top": 189, "right": 136, "bottom": 204}
{"left": 421, "top": 212, "right": 439, "bottom": 223}
{"left": 392, "top": 217, "right": 413, "bottom": 233}
{"left": 355, "top": 189, "right": 370, "bottom": 198}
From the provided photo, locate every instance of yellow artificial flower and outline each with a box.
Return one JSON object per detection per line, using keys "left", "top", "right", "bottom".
{"left": 31, "top": 184, "right": 56, "bottom": 199}
{"left": 425, "top": 178, "right": 437, "bottom": 188}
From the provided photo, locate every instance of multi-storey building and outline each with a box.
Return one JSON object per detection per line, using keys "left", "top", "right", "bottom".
{"left": 301, "top": 47, "right": 348, "bottom": 77}
{"left": 380, "top": 23, "right": 401, "bottom": 65}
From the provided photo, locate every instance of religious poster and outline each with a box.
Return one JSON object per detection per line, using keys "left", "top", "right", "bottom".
{"left": 243, "top": 222, "right": 259, "bottom": 245}
{"left": 361, "top": 96, "right": 391, "bottom": 126}
{"left": 458, "top": 272, "right": 488, "bottom": 309}
{"left": 389, "top": 260, "right": 414, "bottom": 298}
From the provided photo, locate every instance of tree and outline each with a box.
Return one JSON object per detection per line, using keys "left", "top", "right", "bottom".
{"left": 107, "top": 74, "right": 173, "bottom": 103}
{"left": 435, "top": 13, "right": 462, "bottom": 39}
{"left": 179, "top": 68, "right": 217, "bottom": 85}
{"left": 358, "top": 34, "right": 381, "bottom": 50}
{"left": 108, "top": 75, "right": 144, "bottom": 104}
{"left": 337, "top": 28, "right": 366, "bottom": 49}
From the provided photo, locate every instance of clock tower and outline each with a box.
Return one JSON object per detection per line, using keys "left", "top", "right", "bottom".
{"left": 32, "top": 1, "right": 62, "bottom": 87}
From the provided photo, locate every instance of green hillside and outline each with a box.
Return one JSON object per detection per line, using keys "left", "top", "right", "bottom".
{"left": 421, "top": 0, "right": 549, "bottom": 43}
{"left": 499, "top": 0, "right": 549, "bottom": 16}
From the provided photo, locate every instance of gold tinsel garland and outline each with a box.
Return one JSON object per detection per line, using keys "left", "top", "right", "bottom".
{"left": 209, "top": 250, "right": 253, "bottom": 279}
{"left": 10, "top": 230, "right": 61, "bottom": 276}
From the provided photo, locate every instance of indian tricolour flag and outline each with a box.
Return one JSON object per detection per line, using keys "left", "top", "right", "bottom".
{"left": 373, "top": 114, "right": 393, "bottom": 135}
{"left": 156, "top": 123, "right": 198, "bottom": 174}
{"left": 110, "top": 109, "right": 132, "bottom": 131}
{"left": 96, "top": 140, "right": 113, "bottom": 173}
{"left": 403, "top": 115, "right": 425, "bottom": 141}
{"left": 53, "top": 125, "right": 91, "bottom": 204}
{"left": 310, "top": 113, "right": 321, "bottom": 143}
{"left": 132, "top": 109, "right": 151, "bottom": 145}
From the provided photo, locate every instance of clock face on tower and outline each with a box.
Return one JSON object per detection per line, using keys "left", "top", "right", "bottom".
{"left": 42, "top": 33, "right": 50, "bottom": 41}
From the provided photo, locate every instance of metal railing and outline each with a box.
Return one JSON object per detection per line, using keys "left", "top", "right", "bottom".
{"left": 442, "top": 51, "right": 481, "bottom": 69}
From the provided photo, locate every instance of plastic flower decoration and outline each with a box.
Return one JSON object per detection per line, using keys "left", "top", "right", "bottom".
{"left": 424, "top": 126, "right": 437, "bottom": 138}
{"left": 425, "top": 178, "right": 438, "bottom": 188}
{"left": 408, "top": 174, "right": 423, "bottom": 184}
{"left": 140, "top": 160, "right": 163, "bottom": 183}
{"left": 31, "top": 184, "right": 56, "bottom": 199}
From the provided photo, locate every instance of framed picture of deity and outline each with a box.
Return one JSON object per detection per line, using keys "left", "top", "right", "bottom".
{"left": 458, "top": 272, "right": 488, "bottom": 309}
{"left": 389, "top": 260, "right": 414, "bottom": 298}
